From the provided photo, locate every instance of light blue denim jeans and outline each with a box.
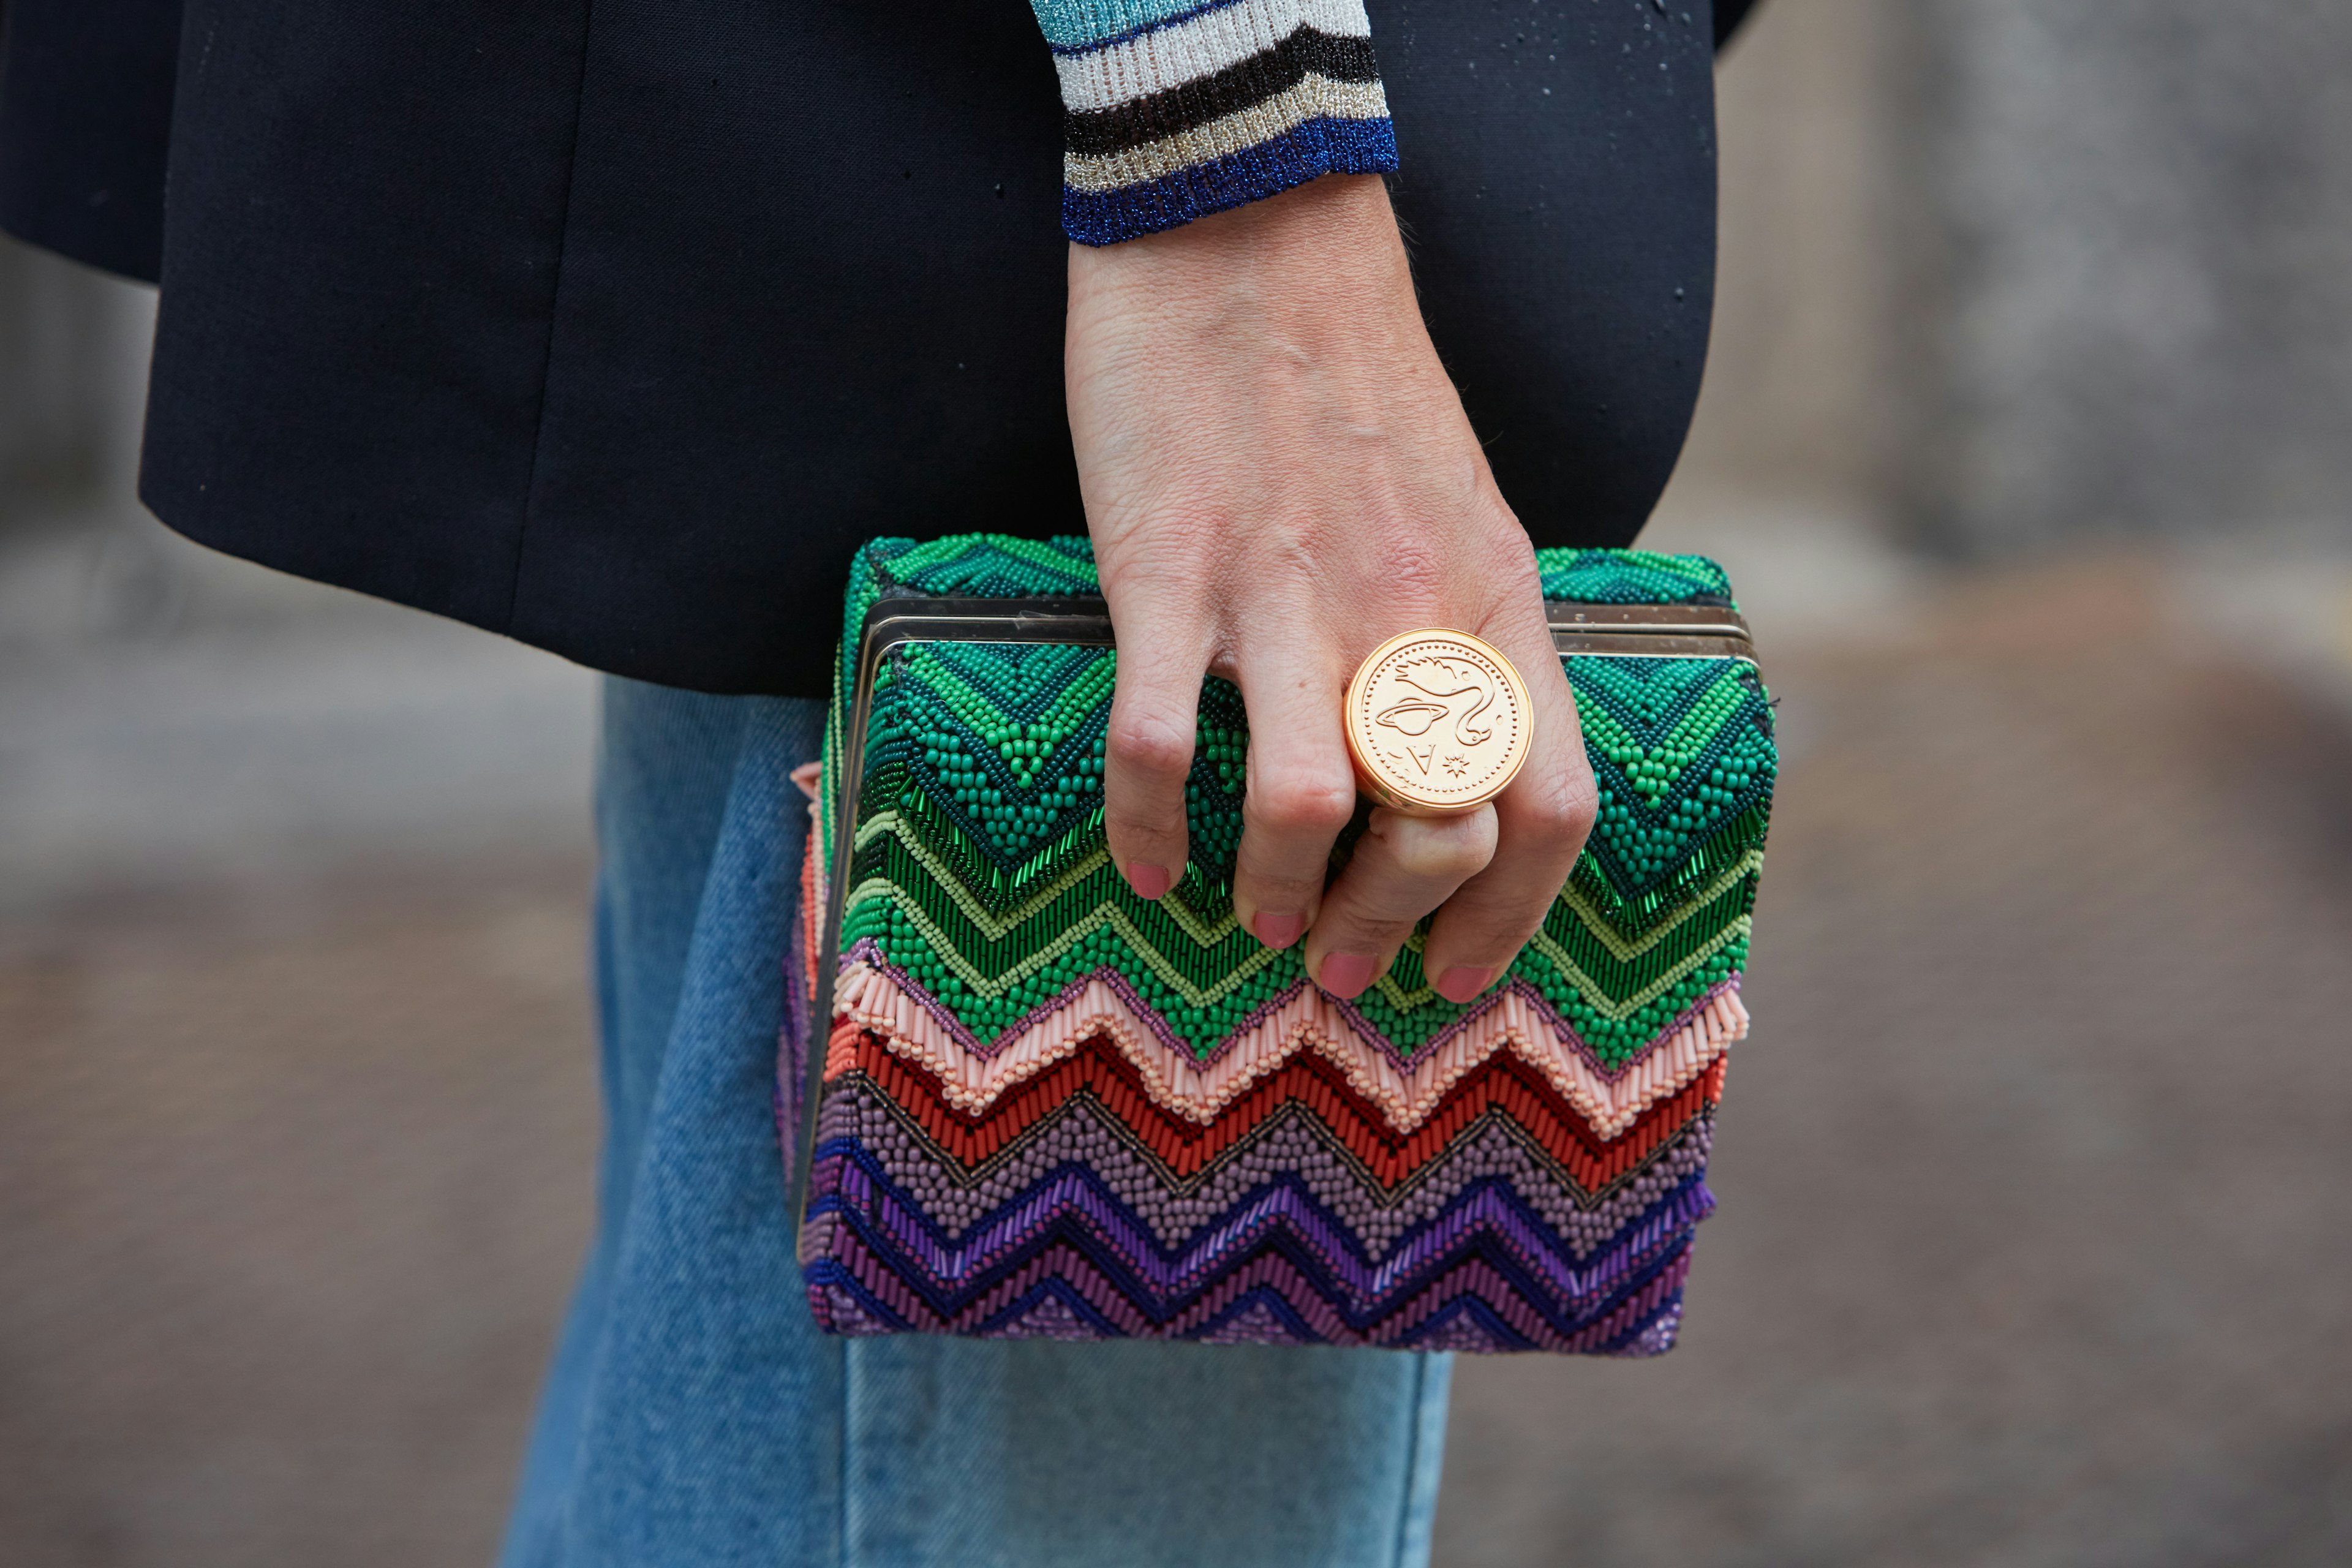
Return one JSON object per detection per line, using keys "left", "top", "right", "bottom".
{"left": 499, "top": 678, "right": 1453, "bottom": 1567}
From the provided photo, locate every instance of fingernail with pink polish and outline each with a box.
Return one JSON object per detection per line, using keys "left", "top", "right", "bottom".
{"left": 1317, "top": 952, "right": 1377, "bottom": 998}
{"left": 1125, "top": 862, "right": 1171, "bottom": 900}
{"left": 1254, "top": 911, "right": 1306, "bottom": 949}
{"left": 1435, "top": 966, "right": 1495, "bottom": 1005}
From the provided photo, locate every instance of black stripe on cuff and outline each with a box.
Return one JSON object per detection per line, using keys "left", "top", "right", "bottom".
{"left": 1063, "top": 30, "right": 1380, "bottom": 159}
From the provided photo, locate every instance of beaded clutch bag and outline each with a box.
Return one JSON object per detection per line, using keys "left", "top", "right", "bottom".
{"left": 786, "top": 536, "right": 1774, "bottom": 1353}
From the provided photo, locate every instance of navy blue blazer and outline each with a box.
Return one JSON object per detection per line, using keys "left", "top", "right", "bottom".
{"left": 1, "top": 0, "right": 1758, "bottom": 696}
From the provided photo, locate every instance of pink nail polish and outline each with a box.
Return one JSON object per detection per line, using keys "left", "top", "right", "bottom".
{"left": 1254, "top": 911, "right": 1306, "bottom": 948}
{"left": 1318, "top": 952, "right": 1377, "bottom": 998}
{"left": 1435, "top": 965, "right": 1494, "bottom": 1005}
{"left": 1125, "top": 862, "right": 1171, "bottom": 900}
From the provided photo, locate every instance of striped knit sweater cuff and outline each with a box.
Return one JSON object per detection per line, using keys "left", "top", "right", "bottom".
{"left": 1033, "top": 0, "right": 1400, "bottom": 246}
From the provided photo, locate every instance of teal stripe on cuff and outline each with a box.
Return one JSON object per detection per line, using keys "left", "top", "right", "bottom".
{"left": 1032, "top": 0, "right": 1251, "bottom": 52}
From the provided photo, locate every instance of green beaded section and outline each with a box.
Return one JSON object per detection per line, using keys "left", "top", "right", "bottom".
{"left": 821, "top": 536, "right": 1772, "bottom": 1069}
{"left": 832, "top": 533, "right": 1739, "bottom": 704}
{"left": 837, "top": 807, "right": 1756, "bottom": 1068}
{"left": 1535, "top": 548, "right": 1735, "bottom": 608}
{"left": 1571, "top": 656, "right": 1779, "bottom": 930}
{"left": 835, "top": 535, "right": 1101, "bottom": 720}
{"left": 852, "top": 643, "right": 1248, "bottom": 909}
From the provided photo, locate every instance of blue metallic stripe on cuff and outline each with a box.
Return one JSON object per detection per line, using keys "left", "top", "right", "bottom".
{"left": 1061, "top": 115, "right": 1398, "bottom": 246}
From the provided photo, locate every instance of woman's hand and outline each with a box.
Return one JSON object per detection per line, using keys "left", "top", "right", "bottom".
{"left": 1065, "top": 174, "right": 1596, "bottom": 1003}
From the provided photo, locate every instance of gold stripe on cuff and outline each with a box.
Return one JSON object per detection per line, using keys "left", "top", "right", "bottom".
{"left": 1061, "top": 75, "right": 1390, "bottom": 193}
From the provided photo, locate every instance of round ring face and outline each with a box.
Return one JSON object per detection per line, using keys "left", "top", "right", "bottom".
{"left": 1345, "top": 630, "right": 1534, "bottom": 815}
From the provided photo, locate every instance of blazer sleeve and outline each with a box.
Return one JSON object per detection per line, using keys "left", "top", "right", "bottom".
{"left": 1034, "top": 0, "right": 1400, "bottom": 245}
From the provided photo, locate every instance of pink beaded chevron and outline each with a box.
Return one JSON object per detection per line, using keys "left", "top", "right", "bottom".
{"left": 834, "top": 956, "right": 1747, "bottom": 1140}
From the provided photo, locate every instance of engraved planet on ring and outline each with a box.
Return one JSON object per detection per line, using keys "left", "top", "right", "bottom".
{"left": 1344, "top": 629, "right": 1534, "bottom": 815}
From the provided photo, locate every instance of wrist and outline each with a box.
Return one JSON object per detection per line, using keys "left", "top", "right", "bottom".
{"left": 1068, "top": 174, "right": 1413, "bottom": 328}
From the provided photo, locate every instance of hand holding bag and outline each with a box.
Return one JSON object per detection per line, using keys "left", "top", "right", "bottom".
{"left": 785, "top": 536, "right": 1774, "bottom": 1353}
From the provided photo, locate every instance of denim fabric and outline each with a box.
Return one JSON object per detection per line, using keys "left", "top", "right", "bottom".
{"left": 500, "top": 677, "right": 1453, "bottom": 1568}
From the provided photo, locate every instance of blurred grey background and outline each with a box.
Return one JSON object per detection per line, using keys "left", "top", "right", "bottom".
{"left": 4, "top": 2, "right": 2350, "bottom": 1563}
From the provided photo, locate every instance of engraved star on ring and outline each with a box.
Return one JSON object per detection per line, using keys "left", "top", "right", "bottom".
{"left": 1344, "top": 629, "right": 1534, "bottom": 815}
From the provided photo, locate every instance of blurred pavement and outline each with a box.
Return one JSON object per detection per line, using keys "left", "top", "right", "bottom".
{"left": 0, "top": 509, "right": 600, "bottom": 1564}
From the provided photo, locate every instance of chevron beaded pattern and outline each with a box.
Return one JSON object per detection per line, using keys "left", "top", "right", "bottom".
{"left": 788, "top": 536, "right": 1773, "bottom": 1352}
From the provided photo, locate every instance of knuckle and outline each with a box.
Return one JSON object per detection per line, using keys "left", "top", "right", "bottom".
{"left": 1107, "top": 709, "right": 1194, "bottom": 780}
{"left": 1430, "top": 888, "right": 1543, "bottom": 956}
{"left": 1513, "top": 768, "right": 1598, "bottom": 849}
{"left": 1436, "top": 927, "right": 1532, "bottom": 972}
{"left": 1388, "top": 817, "right": 1496, "bottom": 883}
{"left": 1234, "top": 861, "right": 1328, "bottom": 905}
{"left": 1317, "top": 903, "right": 1415, "bottom": 952}
{"left": 1103, "top": 805, "right": 1182, "bottom": 845}
{"left": 1245, "top": 763, "right": 1359, "bottom": 840}
{"left": 1472, "top": 529, "right": 1542, "bottom": 602}
{"left": 1374, "top": 535, "right": 1447, "bottom": 618}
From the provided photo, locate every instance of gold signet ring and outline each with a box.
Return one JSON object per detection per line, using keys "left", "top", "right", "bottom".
{"left": 1344, "top": 629, "right": 1534, "bottom": 816}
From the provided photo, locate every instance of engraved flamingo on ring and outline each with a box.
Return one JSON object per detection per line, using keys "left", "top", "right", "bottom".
{"left": 1372, "top": 655, "right": 1497, "bottom": 779}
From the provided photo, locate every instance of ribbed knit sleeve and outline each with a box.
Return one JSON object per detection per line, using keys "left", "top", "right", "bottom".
{"left": 1034, "top": 0, "right": 1400, "bottom": 246}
